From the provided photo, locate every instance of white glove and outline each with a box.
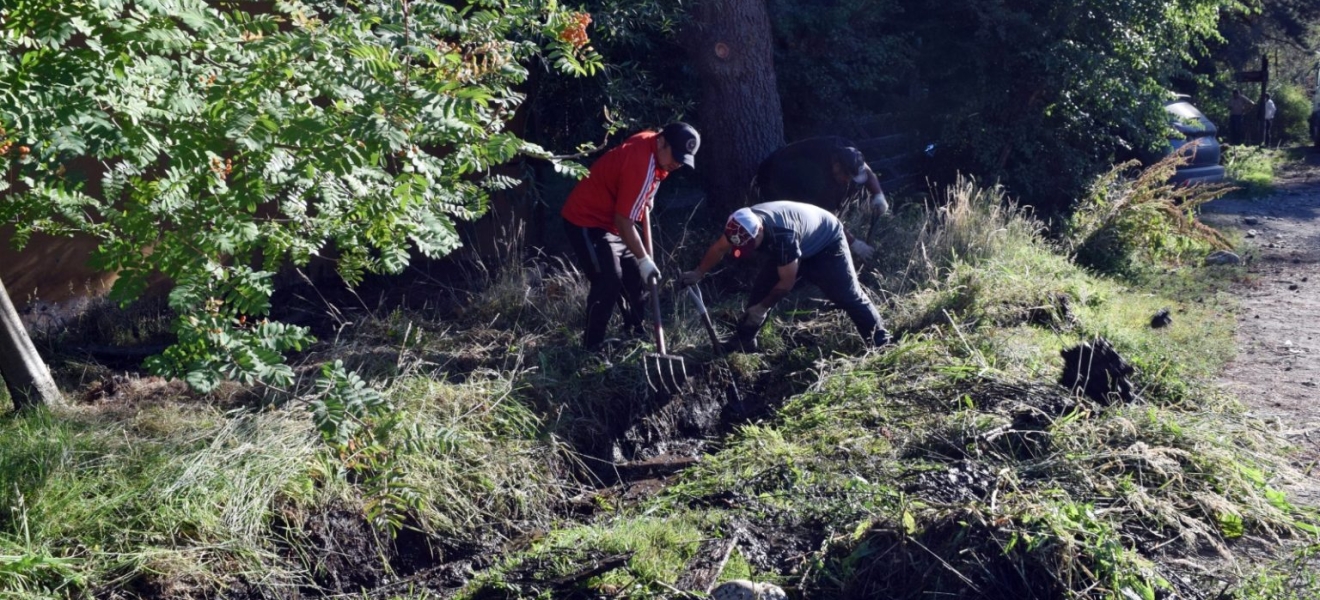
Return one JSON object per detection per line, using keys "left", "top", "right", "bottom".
{"left": 850, "top": 239, "right": 876, "bottom": 261}
{"left": 870, "top": 191, "right": 889, "bottom": 215}
{"left": 743, "top": 304, "right": 769, "bottom": 327}
{"left": 679, "top": 270, "right": 703, "bottom": 288}
{"left": 638, "top": 256, "right": 660, "bottom": 283}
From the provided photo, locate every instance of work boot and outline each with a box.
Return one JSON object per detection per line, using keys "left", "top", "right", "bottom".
{"left": 871, "top": 328, "right": 895, "bottom": 348}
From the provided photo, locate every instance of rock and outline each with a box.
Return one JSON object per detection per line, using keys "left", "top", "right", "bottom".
{"left": 756, "top": 582, "right": 788, "bottom": 600}
{"left": 711, "top": 580, "right": 787, "bottom": 600}
{"left": 1244, "top": 217, "right": 1260, "bottom": 225}
{"left": 1291, "top": 284, "right": 1300, "bottom": 291}
{"left": 713, "top": 580, "right": 758, "bottom": 600}
{"left": 1150, "top": 308, "right": 1172, "bottom": 329}
{"left": 1204, "top": 251, "right": 1242, "bottom": 266}
{"left": 1246, "top": 229, "right": 1259, "bottom": 238}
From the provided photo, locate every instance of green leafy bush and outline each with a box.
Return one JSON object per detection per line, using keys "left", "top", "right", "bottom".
{"left": 1271, "top": 84, "right": 1312, "bottom": 144}
{"left": 0, "top": 0, "right": 597, "bottom": 394}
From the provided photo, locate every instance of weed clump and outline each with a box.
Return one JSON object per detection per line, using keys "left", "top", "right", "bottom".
{"left": 1067, "top": 156, "right": 1232, "bottom": 276}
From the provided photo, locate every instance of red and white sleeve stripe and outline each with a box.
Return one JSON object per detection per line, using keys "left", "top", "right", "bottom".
{"left": 628, "top": 156, "right": 657, "bottom": 221}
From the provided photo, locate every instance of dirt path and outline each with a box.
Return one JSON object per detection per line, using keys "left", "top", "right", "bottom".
{"left": 1201, "top": 154, "right": 1320, "bottom": 506}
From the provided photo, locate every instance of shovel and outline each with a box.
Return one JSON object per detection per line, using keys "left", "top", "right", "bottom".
{"left": 684, "top": 282, "right": 746, "bottom": 410}
{"left": 685, "top": 284, "right": 722, "bottom": 355}
{"left": 645, "top": 276, "right": 687, "bottom": 394}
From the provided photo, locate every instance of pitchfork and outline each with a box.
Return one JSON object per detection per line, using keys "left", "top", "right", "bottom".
{"left": 644, "top": 276, "right": 687, "bottom": 394}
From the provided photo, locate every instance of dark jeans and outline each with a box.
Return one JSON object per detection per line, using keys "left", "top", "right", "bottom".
{"left": 1263, "top": 118, "right": 1273, "bottom": 147}
{"left": 564, "top": 222, "right": 645, "bottom": 349}
{"left": 743, "top": 236, "right": 886, "bottom": 345}
{"left": 1229, "top": 114, "right": 1245, "bottom": 145}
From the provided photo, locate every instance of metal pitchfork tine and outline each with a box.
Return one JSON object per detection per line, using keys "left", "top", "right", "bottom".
{"left": 645, "top": 276, "right": 687, "bottom": 394}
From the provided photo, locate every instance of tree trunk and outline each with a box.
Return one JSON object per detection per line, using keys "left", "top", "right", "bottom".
{"left": 684, "top": 0, "right": 784, "bottom": 215}
{"left": 0, "top": 277, "right": 63, "bottom": 410}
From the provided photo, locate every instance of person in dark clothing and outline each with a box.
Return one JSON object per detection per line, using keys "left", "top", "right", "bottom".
{"left": 561, "top": 122, "right": 701, "bottom": 351}
{"left": 1229, "top": 89, "right": 1255, "bottom": 146}
{"left": 752, "top": 136, "right": 890, "bottom": 260}
{"left": 1311, "top": 110, "right": 1320, "bottom": 150}
{"left": 679, "top": 201, "right": 891, "bottom": 352}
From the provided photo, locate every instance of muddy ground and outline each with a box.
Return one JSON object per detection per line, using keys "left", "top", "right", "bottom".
{"left": 1201, "top": 151, "right": 1320, "bottom": 506}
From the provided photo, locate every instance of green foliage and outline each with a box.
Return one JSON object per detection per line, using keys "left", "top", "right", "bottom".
{"left": 0, "top": 0, "right": 596, "bottom": 395}
{"left": 1066, "top": 157, "right": 1233, "bottom": 275}
{"left": 949, "top": 0, "right": 1239, "bottom": 210}
{"left": 1271, "top": 84, "right": 1312, "bottom": 144}
{"left": 787, "top": 0, "right": 1244, "bottom": 211}
{"left": 767, "top": 0, "right": 908, "bottom": 137}
{"left": 1223, "top": 145, "right": 1276, "bottom": 195}
{"left": 311, "top": 360, "right": 389, "bottom": 447}
{"left": 525, "top": 0, "right": 694, "bottom": 154}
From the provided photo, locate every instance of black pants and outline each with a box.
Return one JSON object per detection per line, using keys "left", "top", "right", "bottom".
{"left": 1263, "top": 118, "right": 1273, "bottom": 147}
{"left": 744, "top": 237, "right": 886, "bottom": 345}
{"left": 564, "top": 222, "right": 645, "bottom": 349}
{"left": 1230, "top": 114, "right": 1245, "bottom": 145}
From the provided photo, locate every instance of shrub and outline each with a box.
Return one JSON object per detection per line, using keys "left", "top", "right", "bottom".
{"left": 1066, "top": 157, "right": 1232, "bottom": 275}
{"left": 1270, "top": 84, "right": 1312, "bottom": 145}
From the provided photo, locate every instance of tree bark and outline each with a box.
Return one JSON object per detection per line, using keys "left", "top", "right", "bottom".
{"left": 0, "top": 277, "right": 63, "bottom": 410}
{"left": 683, "top": 0, "right": 784, "bottom": 215}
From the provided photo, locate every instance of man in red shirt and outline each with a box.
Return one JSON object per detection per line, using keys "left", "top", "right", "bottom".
{"left": 562, "top": 122, "right": 701, "bottom": 351}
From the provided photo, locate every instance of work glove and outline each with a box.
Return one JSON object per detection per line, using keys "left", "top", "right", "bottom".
{"left": 870, "top": 191, "right": 890, "bottom": 216}
{"left": 679, "top": 270, "right": 703, "bottom": 288}
{"left": 638, "top": 256, "right": 661, "bottom": 283}
{"left": 850, "top": 239, "right": 876, "bottom": 261}
{"left": 740, "top": 304, "right": 770, "bottom": 329}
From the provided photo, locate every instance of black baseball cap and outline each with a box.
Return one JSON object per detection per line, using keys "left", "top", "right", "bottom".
{"left": 661, "top": 122, "right": 701, "bottom": 169}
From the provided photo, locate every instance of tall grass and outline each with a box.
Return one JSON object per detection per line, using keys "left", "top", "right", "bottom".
{"left": 1222, "top": 145, "right": 1276, "bottom": 196}
{"left": 1067, "top": 156, "right": 1232, "bottom": 275}
{"left": 0, "top": 403, "right": 317, "bottom": 596}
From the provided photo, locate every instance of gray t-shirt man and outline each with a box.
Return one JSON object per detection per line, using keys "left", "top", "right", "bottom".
{"left": 750, "top": 201, "right": 844, "bottom": 266}
{"left": 680, "top": 200, "right": 890, "bottom": 350}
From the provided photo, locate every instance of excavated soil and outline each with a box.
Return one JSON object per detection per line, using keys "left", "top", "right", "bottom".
{"left": 1201, "top": 152, "right": 1320, "bottom": 506}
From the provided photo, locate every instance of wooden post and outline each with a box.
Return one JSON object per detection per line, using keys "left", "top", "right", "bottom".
{"left": 0, "top": 277, "right": 63, "bottom": 410}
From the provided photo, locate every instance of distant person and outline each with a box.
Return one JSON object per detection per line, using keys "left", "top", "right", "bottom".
{"left": 678, "top": 201, "right": 892, "bottom": 352}
{"left": 561, "top": 122, "right": 701, "bottom": 351}
{"left": 1311, "top": 109, "right": 1320, "bottom": 150}
{"left": 752, "top": 137, "right": 890, "bottom": 260}
{"left": 1262, "top": 92, "right": 1277, "bottom": 147}
{"left": 1229, "top": 89, "right": 1255, "bottom": 145}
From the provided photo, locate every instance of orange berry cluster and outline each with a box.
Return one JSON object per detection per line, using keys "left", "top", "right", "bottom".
{"left": 558, "top": 12, "right": 591, "bottom": 49}
{"left": 0, "top": 126, "right": 24, "bottom": 157}
{"left": 209, "top": 156, "right": 234, "bottom": 179}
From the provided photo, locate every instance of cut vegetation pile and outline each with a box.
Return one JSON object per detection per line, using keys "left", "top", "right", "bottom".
{"left": 1, "top": 170, "right": 1317, "bottom": 599}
